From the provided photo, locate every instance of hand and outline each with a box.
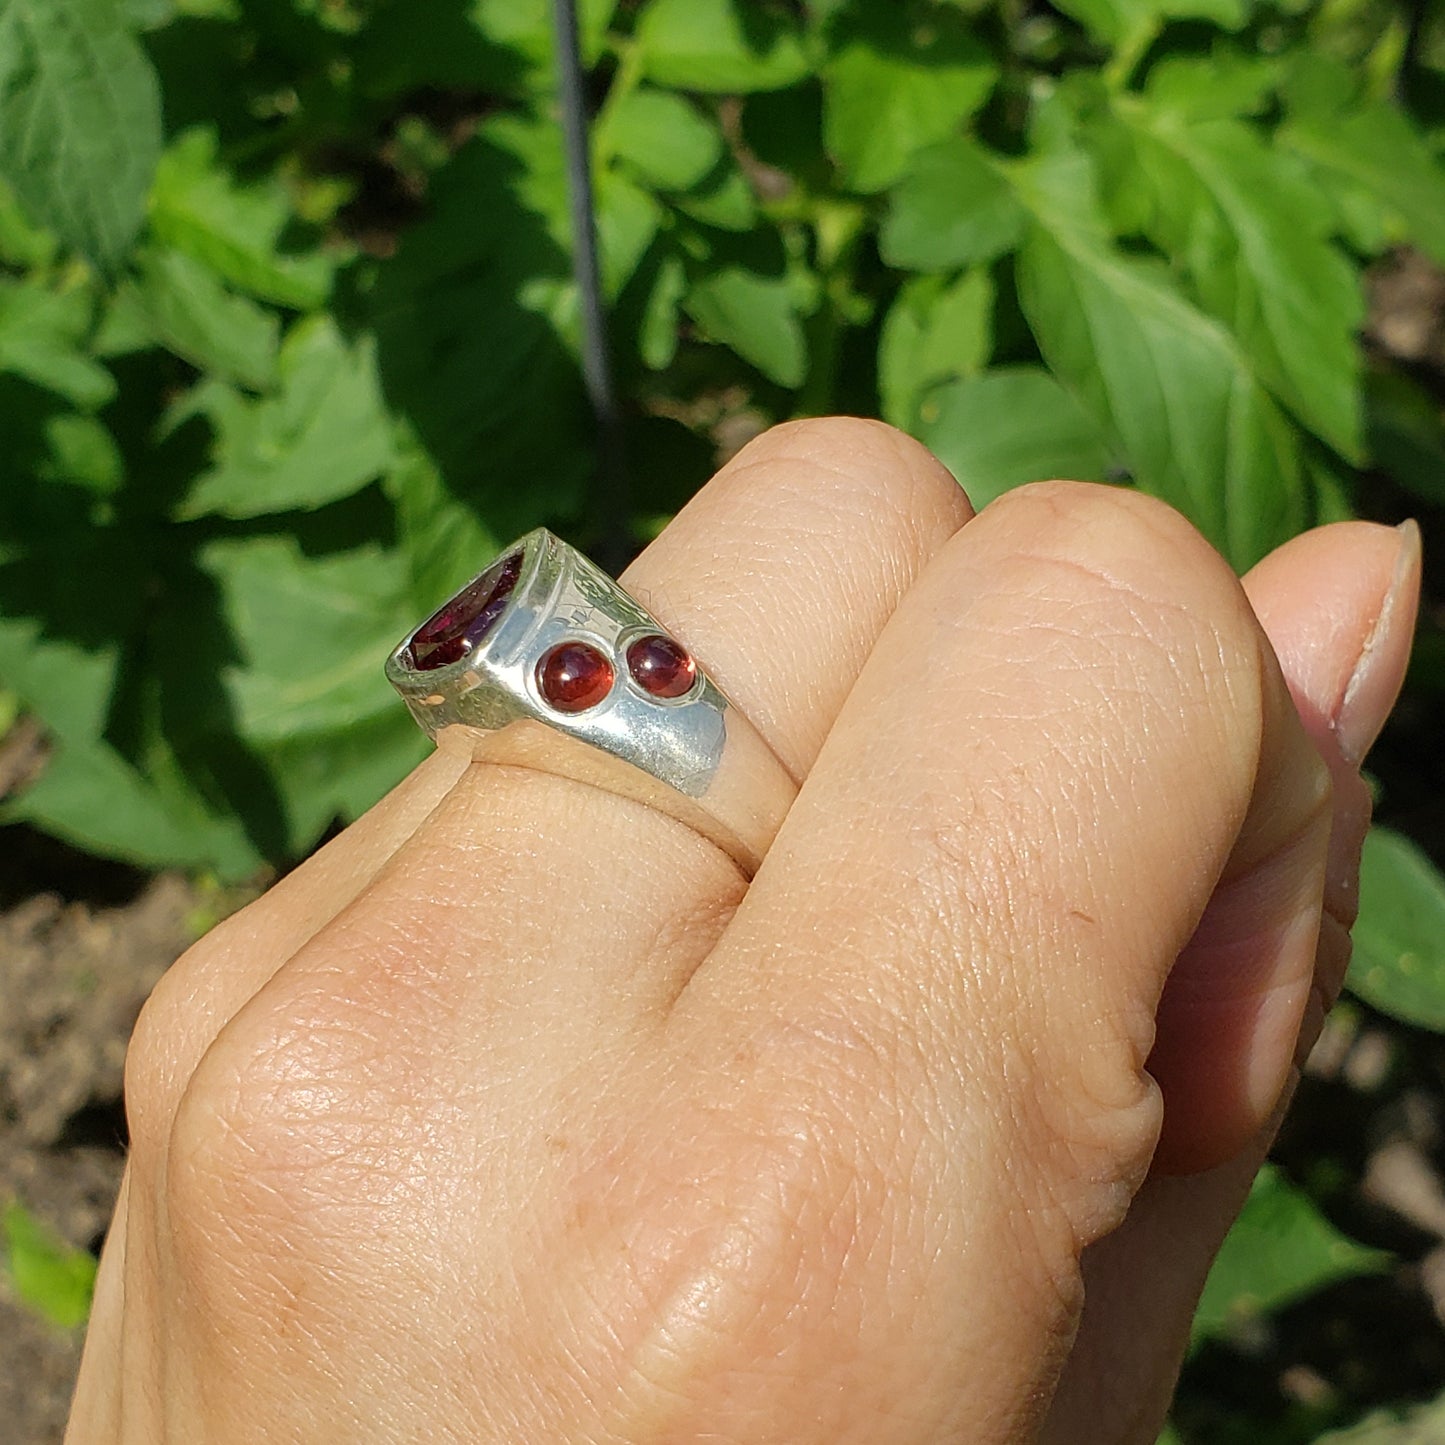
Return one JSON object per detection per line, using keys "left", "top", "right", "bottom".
{"left": 67, "top": 420, "right": 1418, "bottom": 1444}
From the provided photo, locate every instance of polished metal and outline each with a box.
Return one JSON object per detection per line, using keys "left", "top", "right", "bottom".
{"left": 386, "top": 529, "right": 796, "bottom": 874}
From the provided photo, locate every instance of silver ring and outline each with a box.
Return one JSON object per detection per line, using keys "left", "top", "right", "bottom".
{"left": 385, "top": 528, "right": 797, "bottom": 875}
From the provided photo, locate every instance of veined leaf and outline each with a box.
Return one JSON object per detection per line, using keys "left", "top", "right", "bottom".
{"left": 200, "top": 533, "right": 415, "bottom": 743}
{"left": 261, "top": 709, "right": 427, "bottom": 858}
{"left": 636, "top": 0, "right": 811, "bottom": 94}
{"left": 1282, "top": 94, "right": 1445, "bottom": 269}
{"left": 114, "top": 246, "right": 279, "bottom": 390}
{"left": 1012, "top": 150, "right": 1306, "bottom": 569}
{"left": 1192, "top": 1165, "right": 1390, "bottom": 1348}
{"left": 1143, "top": 53, "right": 1280, "bottom": 123}
{"left": 1113, "top": 106, "right": 1362, "bottom": 460}
{"left": 880, "top": 138, "right": 1025, "bottom": 272}
{"left": 177, "top": 317, "right": 394, "bottom": 519}
{"left": 1049, "top": 0, "right": 1249, "bottom": 47}
{"left": 684, "top": 265, "right": 807, "bottom": 387}
{"left": 0, "top": 279, "right": 114, "bottom": 408}
{"left": 878, "top": 268, "right": 993, "bottom": 429}
{"left": 915, "top": 367, "right": 1115, "bottom": 508}
{"left": 150, "top": 128, "right": 338, "bottom": 310}
{"left": 369, "top": 125, "right": 591, "bottom": 538}
{"left": 605, "top": 88, "right": 725, "bottom": 193}
{"left": 0, "top": 0, "right": 162, "bottom": 269}
{"left": 1348, "top": 826, "right": 1445, "bottom": 1032}
{"left": 821, "top": 2, "right": 998, "bottom": 194}
{"left": 355, "top": 0, "right": 616, "bottom": 96}
{"left": 6, "top": 736, "right": 260, "bottom": 877}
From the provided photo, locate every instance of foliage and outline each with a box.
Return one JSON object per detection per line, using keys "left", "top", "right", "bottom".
{"left": 2, "top": 0, "right": 1445, "bottom": 1438}
{"left": 1192, "top": 1166, "right": 1391, "bottom": 1349}
{"left": 0, "top": 0, "right": 1439, "bottom": 880}
{"left": 2, "top": 1200, "right": 98, "bottom": 1330}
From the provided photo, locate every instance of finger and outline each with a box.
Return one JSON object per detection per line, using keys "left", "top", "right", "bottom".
{"left": 126, "top": 418, "right": 971, "bottom": 1141}
{"left": 132, "top": 422, "right": 973, "bottom": 1436}
{"left": 1148, "top": 519, "right": 1422, "bottom": 1173}
{"left": 1039, "top": 518, "right": 1420, "bottom": 1445}
{"left": 655, "top": 483, "right": 1333, "bottom": 1440}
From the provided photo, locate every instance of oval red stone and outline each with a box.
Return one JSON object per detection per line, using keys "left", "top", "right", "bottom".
{"left": 408, "top": 550, "right": 523, "bottom": 672}
{"left": 537, "top": 641, "right": 614, "bottom": 713}
{"left": 626, "top": 634, "right": 696, "bottom": 699}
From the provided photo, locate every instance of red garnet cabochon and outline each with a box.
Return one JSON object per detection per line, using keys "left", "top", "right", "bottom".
{"left": 408, "top": 550, "right": 523, "bottom": 671}
{"left": 537, "top": 641, "right": 615, "bottom": 713}
{"left": 626, "top": 633, "right": 696, "bottom": 698}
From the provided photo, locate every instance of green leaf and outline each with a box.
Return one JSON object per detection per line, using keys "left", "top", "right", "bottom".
{"left": 1281, "top": 73, "right": 1445, "bottom": 269}
{"left": 605, "top": 88, "right": 725, "bottom": 193}
{"left": 149, "top": 128, "right": 338, "bottom": 310}
{"left": 822, "top": 2, "right": 998, "bottom": 194}
{"left": 1050, "top": 0, "right": 1249, "bottom": 48}
{"left": 0, "top": 0, "right": 162, "bottom": 269}
{"left": 596, "top": 171, "right": 664, "bottom": 300}
{"left": 640, "top": 252, "right": 687, "bottom": 371}
{"left": 1143, "top": 53, "right": 1280, "bottom": 123}
{"left": 383, "top": 438, "right": 498, "bottom": 611}
{"left": 200, "top": 533, "right": 415, "bottom": 742}
{"left": 878, "top": 268, "right": 994, "bottom": 429}
{"left": 7, "top": 737, "right": 260, "bottom": 877}
{"left": 915, "top": 367, "right": 1115, "bottom": 508}
{"left": 684, "top": 265, "right": 807, "bottom": 387}
{"left": 879, "top": 138, "right": 1025, "bottom": 272}
{"left": 1192, "top": 1165, "right": 1390, "bottom": 1348}
{"left": 116, "top": 246, "right": 280, "bottom": 389}
{"left": 261, "top": 708, "right": 427, "bottom": 857}
{"left": 0, "top": 176, "right": 57, "bottom": 269}
{"left": 3, "top": 1202, "right": 96, "bottom": 1329}
{"left": 671, "top": 162, "right": 758, "bottom": 230}
{"left": 367, "top": 125, "right": 591, "bottom": 538}
{"left": 0, "top": 279, "right": 114, "bottom": 409}
{"left": 39, "top": 414, "right": 124, "bottom": 495}
{"left": 636, "top": 0, "right": 811, "bottom": 94}
{"left": 1348, "top": 827, "right": 1445, "bottom": 1032}
{"left": 177, "top": 317, "right": 394, "bottom": 519}
{"left": 1012, "top": 151, "right": 1306, "bottom": 570}
{"left": 1114, "top": 107, "right": 1363, "bottom": 459}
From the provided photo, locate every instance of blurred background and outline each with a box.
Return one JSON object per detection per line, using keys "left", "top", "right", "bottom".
{"left": 1, "top": 0, "right": 1444, "bottom": 1439}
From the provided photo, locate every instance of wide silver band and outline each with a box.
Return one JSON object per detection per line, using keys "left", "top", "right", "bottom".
{"left": 385, "top": 529, "right": 797, "bottom": 875}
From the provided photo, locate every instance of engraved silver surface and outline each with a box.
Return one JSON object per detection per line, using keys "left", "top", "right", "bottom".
{"left": 385, "top": 529, "right": 730, "bottom": 799}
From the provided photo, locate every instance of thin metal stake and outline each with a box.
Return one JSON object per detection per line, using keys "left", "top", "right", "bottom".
{"left": 550, "top": 0, "right": 631, "bottom": 572}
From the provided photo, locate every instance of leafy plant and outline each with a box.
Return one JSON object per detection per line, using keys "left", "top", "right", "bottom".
{"left": 2, "top": 1200, "right": 97, "bottom": 1330}
{"left": 2, "top": 0, "right": 1445, "bottom": 1437}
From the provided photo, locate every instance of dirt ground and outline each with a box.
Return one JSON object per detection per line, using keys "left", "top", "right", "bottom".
{"left": 0, "top": 830, "right": 197, "bottom": 1443}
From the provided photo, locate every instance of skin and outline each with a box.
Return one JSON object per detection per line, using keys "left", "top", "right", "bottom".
{"left": 66, "top": 419, "right": 1420, "bottom": 1444}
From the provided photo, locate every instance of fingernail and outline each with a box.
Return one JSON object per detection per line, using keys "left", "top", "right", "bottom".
{"left": 1336, "top": 520, "right": 1422, "bottom": 767}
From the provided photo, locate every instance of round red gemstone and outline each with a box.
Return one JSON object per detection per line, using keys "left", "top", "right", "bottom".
{"left": 537, "top": 641, "right": 614, "bottom": 713}
{"left": 626, "top": 634, "right": 696, "bottom": 699}
{"left": 409, "top": 550, "right": 523, "bottom": 672}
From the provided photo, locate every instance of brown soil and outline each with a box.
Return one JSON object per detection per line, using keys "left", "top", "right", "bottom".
{"left": 0, "top": 846, "right": 196, "bottom": 1444}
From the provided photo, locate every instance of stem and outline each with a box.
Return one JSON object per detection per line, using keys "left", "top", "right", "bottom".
{"left": 1103, "top": 16, "right": 1158, "bottom": 91}
{"left": 550, "top": 0, "right": 631, "bottom": 571}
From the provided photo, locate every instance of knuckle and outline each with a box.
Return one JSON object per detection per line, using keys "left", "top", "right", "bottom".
{"left": 162, "top": 977, "right": 417, "bottom": 1308}
{"left": 739, "top": 416, "right": 965, "bottom": 518}
{"left": 123, "top": 945, "right": 212, "bottom": 1159}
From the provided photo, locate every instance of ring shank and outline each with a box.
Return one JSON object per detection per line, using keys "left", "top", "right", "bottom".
{"left": 436, "top": 713, "right": 796, "bottom": 877}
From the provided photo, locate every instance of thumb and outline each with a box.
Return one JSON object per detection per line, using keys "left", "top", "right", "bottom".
{"left": 1040, "top": 517, "right": 1421, "bottom": 1445}
{"left": 658, "top": 484, "right": 1348, "bottom": 1441}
